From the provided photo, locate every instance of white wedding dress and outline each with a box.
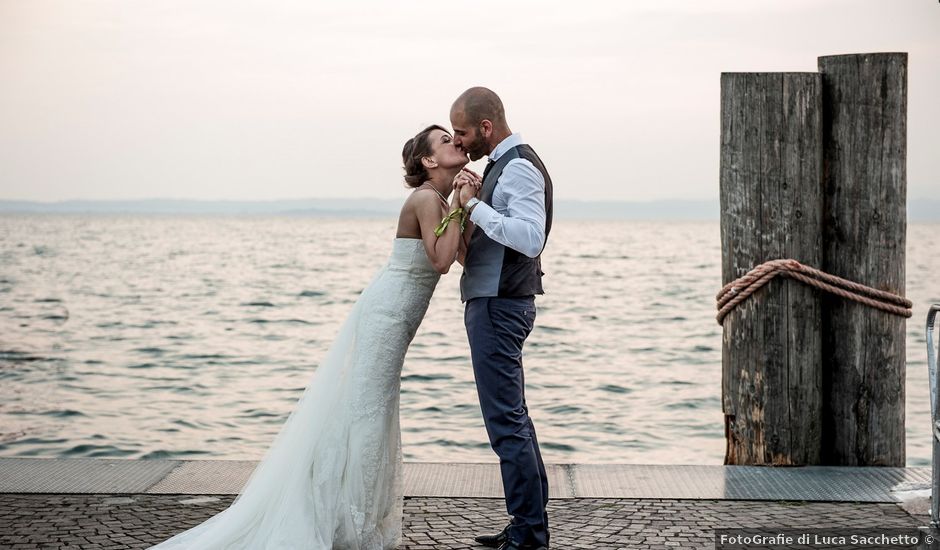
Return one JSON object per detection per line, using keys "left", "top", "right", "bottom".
{"left": 150, "top": 238, "right": 441, "bottom": 550}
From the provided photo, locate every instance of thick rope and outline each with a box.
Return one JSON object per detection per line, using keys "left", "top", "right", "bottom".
{"left": 716, "top": 259, "right": 912, "bottom": 325}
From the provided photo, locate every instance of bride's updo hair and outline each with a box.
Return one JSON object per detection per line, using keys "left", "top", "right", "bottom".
{"left": 402, "top": 124, "right": 447, "bottom": 188}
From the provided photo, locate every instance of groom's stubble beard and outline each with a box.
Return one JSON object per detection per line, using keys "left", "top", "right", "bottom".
{"left": 467, "top": 133, "right": 489, "bottom": 162}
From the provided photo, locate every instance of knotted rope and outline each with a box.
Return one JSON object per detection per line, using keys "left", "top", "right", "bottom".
{"left": 716, "top": 259, "right": 912, "bottom": 325}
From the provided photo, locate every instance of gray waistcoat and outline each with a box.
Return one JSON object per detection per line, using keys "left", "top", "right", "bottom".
{"left": 459, "top": 143, "right": 553, "bottom": 302}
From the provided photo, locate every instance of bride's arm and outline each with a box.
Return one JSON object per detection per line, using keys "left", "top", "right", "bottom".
{"left": 454, "top": 169, "right": 481, "bottom": 266}
{"left": 416, "top": 192, "right": 462, "bottom": 274}
{"left": 456, "top": 237, "right": 466, "bottom": 266}
{"left": 456, "top": 217, "right": 475, "bottom": 266}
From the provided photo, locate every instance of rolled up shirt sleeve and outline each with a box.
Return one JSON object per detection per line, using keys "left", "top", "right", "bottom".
{"left": 468, "top": 159, "right": 546, "bottom": 258}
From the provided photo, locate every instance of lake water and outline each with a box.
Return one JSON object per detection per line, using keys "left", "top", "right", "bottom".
{"left": 0, "top": 215, "right": 936, "bottom": 466}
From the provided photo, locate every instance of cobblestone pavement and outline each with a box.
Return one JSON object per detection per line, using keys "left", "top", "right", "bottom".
{"left": 0, "top": 494, "right": 924, "bottom": 549}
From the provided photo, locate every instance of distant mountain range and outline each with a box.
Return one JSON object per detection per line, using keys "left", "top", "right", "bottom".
{"left": 1, "top": 198, "right": 938, "bottom": 221}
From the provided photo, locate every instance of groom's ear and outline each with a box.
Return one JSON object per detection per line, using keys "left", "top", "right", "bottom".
{"left": 480, "top": 119, "right": 493, "bottom": 138}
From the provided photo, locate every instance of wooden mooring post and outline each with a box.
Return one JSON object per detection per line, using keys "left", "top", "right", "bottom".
{"left": 818, "top": 53, "right": 908, "bottom": 467}
{"left": 720, "top": 53, "right": 908, "bottom": 467}
{"left": 720, "top": 73, "right": 823, "bottom": 465}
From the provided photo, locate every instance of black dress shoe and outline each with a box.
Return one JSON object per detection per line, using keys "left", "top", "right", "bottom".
{"left": 497, "top": 542, "right": 547, "bottom": 550}
{"left": 474, "top": 524, "right": 510, "bottom": 547}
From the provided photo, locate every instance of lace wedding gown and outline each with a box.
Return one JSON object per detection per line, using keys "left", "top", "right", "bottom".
{"left": 150, "top": 238, "right": 441, "bottom": 550}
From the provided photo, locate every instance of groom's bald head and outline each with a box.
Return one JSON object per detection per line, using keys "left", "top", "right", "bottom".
{"left": 451, "top": 87, "right": 507, "bottom": 128}
{"left": 450, "top": 87, "right": 512, "bottom": 161}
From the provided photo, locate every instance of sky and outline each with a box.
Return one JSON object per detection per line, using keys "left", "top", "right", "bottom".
{"left": 1, "top": 0, "right": 938, "bottom": 203}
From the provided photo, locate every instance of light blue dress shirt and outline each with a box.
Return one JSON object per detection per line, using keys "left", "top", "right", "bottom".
{"left": 468, "top": 133, "right": 547, "bottom": 258}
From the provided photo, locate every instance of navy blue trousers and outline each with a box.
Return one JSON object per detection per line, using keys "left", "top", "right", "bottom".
{"left": 465, "top": 296, "right": 549, "bottom": 547}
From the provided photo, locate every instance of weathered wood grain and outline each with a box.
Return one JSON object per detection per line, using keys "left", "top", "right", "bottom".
{"left": 720, "top": 72, "right": 823, "bottom": 465}
{"left": 818, "top": 53, "right": 908, "bottom": 467}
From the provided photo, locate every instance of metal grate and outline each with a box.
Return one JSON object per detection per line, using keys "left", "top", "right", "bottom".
{"left": 0, "top": 458, "right": 929, "bottom": 502}
{"left": 402, "top": 462, "right": 574, "bottom": 498}
{"left": 0, "top": 458, "right": 179, "bottom": 493}
{"left": 573, "top": 464, "right": 931, "bottom": 502}
{"left": 146, "top": 460, "right": 258, "bottom": 494}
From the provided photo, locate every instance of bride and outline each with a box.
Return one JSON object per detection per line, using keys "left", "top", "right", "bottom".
{"left": 150, "top": 124, "right": 476, "bottom": 549}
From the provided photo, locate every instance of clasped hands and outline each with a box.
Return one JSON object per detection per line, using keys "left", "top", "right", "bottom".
{"left": 432, "top": 168, "right": 483, "bottom": 237}
{"left": 452, "top": 168, "right": 483, "bottom": 208}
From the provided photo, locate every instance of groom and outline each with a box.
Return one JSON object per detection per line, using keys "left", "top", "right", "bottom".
{"left": 451, "top": 87, "right": 553, "bottom": 550}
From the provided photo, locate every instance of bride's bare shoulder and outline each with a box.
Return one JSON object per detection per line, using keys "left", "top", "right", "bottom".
{"left": 396, "top": 188, "right": 428, "bottom": 237}
{"left": 402, "top": 188, "right": 439, "bottom": 212}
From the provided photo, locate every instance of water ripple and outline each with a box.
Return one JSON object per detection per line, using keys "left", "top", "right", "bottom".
{"left": 0, "top": 216, "right": 934, "bottom": 467}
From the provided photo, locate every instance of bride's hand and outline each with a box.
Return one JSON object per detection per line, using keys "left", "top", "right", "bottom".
{"left": 452, "top": 171, "right": 474, "bottom": 191}
{"left": 460, "top": 167, "right": 483, "bottom": 189}
{"left": 458, "top": 178, "right": 479, "bottom": 206}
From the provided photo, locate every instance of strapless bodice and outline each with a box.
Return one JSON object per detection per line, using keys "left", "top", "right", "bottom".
{"left": 388, "top": 238, "right": 438, "bottom": 275}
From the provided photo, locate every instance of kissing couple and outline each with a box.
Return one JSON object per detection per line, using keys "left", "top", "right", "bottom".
{"left": 150, "top": 86, "right": 554, "bottom": 550}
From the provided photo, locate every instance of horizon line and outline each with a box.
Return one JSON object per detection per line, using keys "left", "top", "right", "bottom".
{"left": 2, "top": 197, "right": 938, "bottom": 222}
{"left": 0, "top": 197, "right": 721, "bottom": 204}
